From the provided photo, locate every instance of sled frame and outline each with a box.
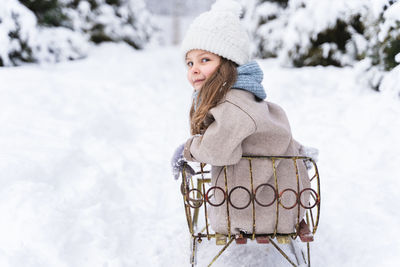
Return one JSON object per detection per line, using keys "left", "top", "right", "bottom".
{"left": 180, "top": 156, "right": 321, "bottom": 267}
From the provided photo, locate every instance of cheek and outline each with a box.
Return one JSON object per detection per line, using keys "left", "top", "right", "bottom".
{"left": 203, "top": 69, "right": 212, "bottom": 78}
{"left": 204, "top": 64, "right": 219, "bottom": 79}
{"left": 187, "top": 71, "right": 193, "bottom": 84}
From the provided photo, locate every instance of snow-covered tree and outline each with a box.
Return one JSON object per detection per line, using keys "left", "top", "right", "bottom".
{"left": 361, "top": 1, "right": 400, "bottom": 93}
{"left": 241, "top": 0, "right": 399, "bottom": 70}
{"left": 0, "top": 0, "right": 87, "bottom": 66}
{"left": 241, "top": 0, "right": 375, "bottom": 67}
{"left": 19, "top": 0, "right": 68, "bottom": 27}
{"left": 0, "top": 0, "right": 155, "bottom": 66}
{"left": 62, "top": 0, "right": 155, "bottom": 49}
{"left": 371, "top": 0, "right": 400, "bottom": 71}
{"left": 241, "top": 0, "right": 399, "bottom": 94}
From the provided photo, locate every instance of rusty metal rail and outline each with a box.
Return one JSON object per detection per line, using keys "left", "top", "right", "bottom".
{"left": 180, "top": 156, "right": 321, "bottom": 267}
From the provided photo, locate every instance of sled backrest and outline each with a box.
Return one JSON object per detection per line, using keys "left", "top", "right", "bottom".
{"left": 180, "top": 156, "right": 321, "bottom": 242}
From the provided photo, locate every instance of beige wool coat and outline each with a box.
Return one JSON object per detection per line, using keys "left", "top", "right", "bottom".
{"left": 184, "top": 89, "right": 310, "bottom": 235}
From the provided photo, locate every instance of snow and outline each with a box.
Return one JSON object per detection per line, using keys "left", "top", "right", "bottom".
{"left": 384, "top": 0, "right": 400, "bottom": 20}
{"left": 380, "top": 65, "right": 400, "bottom": 98}
{"left": 1, "top": 42, "right": 400, "bottom": 266}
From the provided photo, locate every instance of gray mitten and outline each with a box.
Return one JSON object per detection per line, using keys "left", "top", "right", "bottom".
{"left": 171, "top": 143, "right": 195, "bottom": 180}
{"left": 299, "top": 145, "right": 319, "bottom": 170}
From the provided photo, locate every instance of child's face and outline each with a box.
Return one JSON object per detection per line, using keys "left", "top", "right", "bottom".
{"left": 185, "top": 49, "right": 221, "bottom": 91}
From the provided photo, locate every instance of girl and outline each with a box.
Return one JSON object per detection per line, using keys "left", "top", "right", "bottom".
{"left": 172, "top": 0, "right": 318, "bottom": 236}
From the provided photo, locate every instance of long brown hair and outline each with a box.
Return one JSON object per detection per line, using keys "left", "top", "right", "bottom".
{"left": 190, "top": 57, "right": 238, "bottom": 135}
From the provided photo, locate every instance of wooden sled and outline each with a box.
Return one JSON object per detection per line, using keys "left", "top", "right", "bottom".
{"left": 180, "top": 156, "right": 321, "bottom": 267}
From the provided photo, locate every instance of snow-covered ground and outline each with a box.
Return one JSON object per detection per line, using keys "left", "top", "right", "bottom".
{"left": 0, "top": 43, "right": 399, "bottom": 266}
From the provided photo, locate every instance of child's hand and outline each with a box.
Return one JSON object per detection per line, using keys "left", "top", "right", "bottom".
{"left": 299, "top": 145, "right": 319, "bottom": 170}
{"left": 171, "top": 143, "right": 195, "bottom": 180}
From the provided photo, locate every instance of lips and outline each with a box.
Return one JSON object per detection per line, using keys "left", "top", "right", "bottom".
{"left": 193, "top": 79, "right": 205, "bottom": 84}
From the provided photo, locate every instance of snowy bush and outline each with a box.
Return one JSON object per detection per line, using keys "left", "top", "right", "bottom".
{"left": 19, "top": 0, "right": 68, "bottom": 27}
{"left": 34, "top": 27, "right": 89, "bottom": 63}
{"left": 373, "top": 0, "right": 400, "bottom": 71}
{"left": 242, "top": 0, "right": 399, "bottom": 69}
{"left": 356, "top": 1, "right": 400, "bottom": 93}
{"left": 0, "top": 0, "right": 36, "bottom": 66}
{"left": 0, "top": 0, "right": 155, "bottom": 66}
{"left": 241, "top": 0, "right": 400, "bottom": 95}
{"left": 242, "top": 0, "right": 380, "bottom": 67}
{"left": 243, "top": 1, "right": 286, "bottom": 58}
{"left": 257, "top": 0, "right": 288, "bottom": 8}
{"left": 0, "top": 0, "right": 88, "bottom": 66}
{"left": 62, "top": 0, "right": 155, "bottom": 49}
{"left": 20, "top": 0, "right": 155, "bottom": 49}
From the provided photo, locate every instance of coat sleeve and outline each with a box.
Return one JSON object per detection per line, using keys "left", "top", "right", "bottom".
{"left": 292, "top": 139, "right": 303, "bottom": 154}
{"left": 183, "top": 101, "right": 256, "bottom": 166}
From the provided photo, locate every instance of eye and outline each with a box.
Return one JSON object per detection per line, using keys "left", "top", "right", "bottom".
{"left": 186, "top": 61, "right": 193, "bottom": 67}
{"left": 201, "top": 58, "right": 210, "bottom": 63}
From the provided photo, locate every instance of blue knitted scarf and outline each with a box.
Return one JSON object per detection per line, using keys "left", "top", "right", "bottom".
{"left": 192, "top": 61, "right": 266, "bottom": 110}
{"left": 232, "top": 61, "right": 266, "bottom": 100}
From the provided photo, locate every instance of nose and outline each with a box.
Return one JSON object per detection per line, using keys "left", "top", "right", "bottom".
{"left": 191, "top": 64, "right": 200, "bottom": 74}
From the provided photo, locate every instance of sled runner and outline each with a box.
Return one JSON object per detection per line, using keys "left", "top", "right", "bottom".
{"left": 180, "top": 156, "right": 321, "bottom": 267}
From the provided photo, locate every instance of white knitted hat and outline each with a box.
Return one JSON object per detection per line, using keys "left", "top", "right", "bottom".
{"left": 181, "top": 0, "right": 250, "bottom": 66}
